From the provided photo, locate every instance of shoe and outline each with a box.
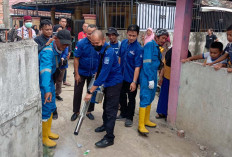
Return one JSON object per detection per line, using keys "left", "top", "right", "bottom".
{"left": 125, "top": 119, "right": 133, "bottom": 127}
{"left": 116, "top": 114, "right": 126, "bottom": 121}
{"left": 95, "top": 125, "right": 106, "bottom": 133}
{"left": 138, "top": 107, "right": 149, "bottom": 136}
{"left": 48, "top": 113, "right": 59, "bottom": 140}
{"left": 56, "top": 96, "right": 63, "bottom": 101}
{"left": 86, "top": 113, "right": 94, "bottom": 120}
{"left": 145, "top": 104, "right": 157, "bottom": 128}
{"left": 95, "top": 138, "right": 114, "bottom": 148}
{"left": 42, "top": 120, "right": 56, "bottom": 148}
{"left": 53, "top": 108, "right": 58, "bottom": 120}
{"left": 63, "top": 82, "right": 71, "bottom": 86}
{"left": 71, "top": 113, "right": 79, "bottom": 121}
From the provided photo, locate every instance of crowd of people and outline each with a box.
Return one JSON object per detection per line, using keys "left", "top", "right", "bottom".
{"left": 15, "top": 15, "right": 232, "bottom": 149}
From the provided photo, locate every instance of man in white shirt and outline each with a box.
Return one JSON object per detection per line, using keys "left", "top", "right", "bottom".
{"left": 17, "top": 16, "right": 36, "bottom": 39}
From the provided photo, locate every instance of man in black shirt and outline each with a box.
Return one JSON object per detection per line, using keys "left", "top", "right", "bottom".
{"left": 205, "top": 28, "right": 218, "bottom": 53}
{"left": 34, "top": 19, "right": 53, "bottom": 53}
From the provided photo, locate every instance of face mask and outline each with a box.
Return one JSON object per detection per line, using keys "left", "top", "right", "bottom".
{"left": 93, "top": 45, "right": 102, "bottom": 51}
{"left": 25, "top": 22, "right": 32, "bottom": 28}
{"left": 54, "top": 42, "right": 63, "bottom": 54}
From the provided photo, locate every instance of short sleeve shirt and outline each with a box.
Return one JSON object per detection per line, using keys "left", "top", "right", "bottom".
{"left": 203, "top": 52, "right": 226, "bottom": 65}
{"left": 224, "top": 43, "right": 232, "bottom": 63}
{"left": 205, "top": 34, "right": 217, "bottom": 49}
{"left": 118, "top": 39, "right": 143, "bottom": 83}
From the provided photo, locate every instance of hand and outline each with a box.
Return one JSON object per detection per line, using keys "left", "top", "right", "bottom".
{"left": 130, "top": 82, "right": 137, "bottom": 92}
{"left": 214, "top": 63, "right": 222, "bottom": 71}
{"left": 75, "top": 74, "right": 81, "bottom": 85}
{"left": 202, "top": 62, "right": 207, "bottom": 67}
{"left": 84, "top": 93, "right": 92, "bottom": 102}
{"left": 227, "top": 68, "right": 232, "bottom": 73}
{"left": 46, "top": 38, "right": 54, "bottom": 46}
{"left": 158, "top": 78, "right": 163, "bottom": 86}
{"left": 148, "top": 80, "right": 155, "bottom": 89}
{"left": 61, "top": 58, "right": 64, "bottom": 65}
{"left": 67, "top": 52, "right": 71, "bottom": 60}
{"left": 206, "top": 62, "right": 213, "bottom": 66}
{"left": 44, "top": 92, "right": 52, "bottom": 104}
{"left": 181, "top": 58, "right": 191, "bottom": 63}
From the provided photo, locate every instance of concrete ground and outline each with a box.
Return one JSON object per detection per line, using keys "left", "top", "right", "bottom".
{"left": 50, "top": 59, "right": 215, "bottom": 157}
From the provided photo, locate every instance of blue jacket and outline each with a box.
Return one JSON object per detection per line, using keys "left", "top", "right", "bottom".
{"left": 60, "top": 47, "right": 69, "bottom": 69}
{"left": 118, "top": 39, "right": 143, "bottom": 83}
{"left": 139, "top": 40, "right": 161, "bottom": 108}
{"left": 74, "top": 37, "right": 99, "bottom": 76}
{"left": 39, "top": 41, "right": 61, "bottom": 93}
{"left": 142, "top": 40, "right": 161, "bottom": 81}
{"left": 39, "top": 41, "right": 62, "bottom": 119}
{"left": 93, "top": 43, "right": 123, "bottom": 87}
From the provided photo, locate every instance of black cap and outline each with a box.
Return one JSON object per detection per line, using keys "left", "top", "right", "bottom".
{"left": 106, "top": 27, "right": 119, "bottom": 36}
{"left": 56, "top": 29, "right": 72, "bottom": 45}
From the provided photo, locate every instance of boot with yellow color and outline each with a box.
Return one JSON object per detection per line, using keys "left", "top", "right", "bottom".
{"left": 42, "top": 120, "right": 57, "bottom": 148}
{"left": 47, "top": 113, "right": 59, "bottom": 140}
{"left": 138, "top": 107, "right": 149, "bottom": 135}
{"left": 145, "top": 104, "right": 157, "bottom": 128}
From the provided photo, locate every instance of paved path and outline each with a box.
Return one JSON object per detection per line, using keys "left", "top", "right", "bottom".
{"left": 51, "top": 59, "right": 214, "bottom": 157}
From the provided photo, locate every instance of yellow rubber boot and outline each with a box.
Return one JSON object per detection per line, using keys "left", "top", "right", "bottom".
{"left": 48, "top": 113, "right": 59, "bottom": 140}
{"left": 138, "top": 107, "right": 149, "bottom": 135}
{"left": 42, "top": 121, "right": 57, "bottom": 148}
{"left": 145, "top": 104, "right": 157, "bottom": 128}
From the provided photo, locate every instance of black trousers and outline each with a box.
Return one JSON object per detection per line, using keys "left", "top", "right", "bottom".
{"left": 119, "top": 81, "right": 138, "bottom": 121}
{"left": 73, "top": 75, "right": 95, "bottom": 113}
{"left": 102, "top": 83, "right": 122, "bottom": 141}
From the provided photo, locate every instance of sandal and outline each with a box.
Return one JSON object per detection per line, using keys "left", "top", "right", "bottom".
{"left": 155, "top": 114, "right": 167, "bottom": 119}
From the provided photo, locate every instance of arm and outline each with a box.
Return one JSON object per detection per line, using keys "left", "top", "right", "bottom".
{"left": 93, "top": 52, "right": 114, "bottom": 87}
{"left": 32, "top": 29, "right": 37, "bottom": 39}
{"left": 39, "top": 48, "right": 53, "bottom": 104}
{"left": 158, "top": 67, "right": 164, "bottom": 86}
{"left": 130, "top": 47, "right": 143, "bottom": 92}
{"left": 142, "top": 43, "right": 156, "bottom": 81}
{"left": 74, "top": 57, "right": 81, "bottom": 84}
{"left": 118, "top": 43, "right": 122, "bottom": 64}
{"left": 84, "top": 85, "right": 98, "bottom": 102}
{"left": 118, "top": 57, "right": 121, "bottom": 64}
{"left": 181, "top": 54, "right": 204, "bottom": 63}
{"left": 130, "top": 67, "right": 140, "bottom": 92}
{"left": 214, "top": 35, "right": 219, "bottom": 42}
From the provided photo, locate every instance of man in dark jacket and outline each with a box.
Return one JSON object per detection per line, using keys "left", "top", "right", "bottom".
{"left": 34, "top": 19, "right": 53, "bottom": 53}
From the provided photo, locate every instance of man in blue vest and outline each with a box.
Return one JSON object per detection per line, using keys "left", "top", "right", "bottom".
{"left": 71, "top": 24, "right": 98, "bottom": 121}
{"left": 39, "top": 29, "right": 71, "bottom": 148}
{"left": 117, "top": 24, "right": 143, "bottom": 127}
{"left": 84, "top": 30, "right": 123, "bottom": 148}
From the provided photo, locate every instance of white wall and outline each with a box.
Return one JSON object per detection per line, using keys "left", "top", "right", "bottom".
{"left": 0, "top": 40, "right": 42, "bottom": 157}
{"left": 177, "top": 62, "right": 232, "bottom": 157}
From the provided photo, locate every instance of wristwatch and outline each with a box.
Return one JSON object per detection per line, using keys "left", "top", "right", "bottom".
{"left": 132, "top": 80, "right": 137, "bottom": 84}
{"left": 87, "top": 90, "right": 93, "bottom": 95}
